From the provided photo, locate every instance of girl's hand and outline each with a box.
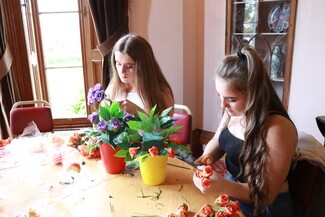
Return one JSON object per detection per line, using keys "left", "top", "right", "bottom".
{"left": 194, "top": 155, "right": 213, "bottom": 165}
{"left": 118, "top": 99, "right": 143, "bottom": 115}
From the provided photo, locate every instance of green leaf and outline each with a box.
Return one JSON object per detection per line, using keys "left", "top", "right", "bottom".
{"left": 160, "top": 106, "right": 172, "bottom": 117}
{"left": 140, "top": 155, "right": 149, "bottom": 163}
{"left": 98, "top": 105, "right": 111, "bottom": 121}
{"left": 109, "top": 101, "right": 120, "bottom": 116}
{"left": 114, "top": 149, "right": 128, "bottom": 158}
{"left": 90, "top": 131, "right": 102, "bottom": 137}
{"left": 100, "top": 133, "right": 110, "bottom": 144}
{"left": 138, "top": 111, "right": 150, "bottom": 123}
{"left": 127, "top": 121, "right": 142, "bottom": 130}
{"left": 142, "top": 131, "right": 163, "bottom": 142}
{"left": 113, "top": 131, "right": 129, "bottom": 144}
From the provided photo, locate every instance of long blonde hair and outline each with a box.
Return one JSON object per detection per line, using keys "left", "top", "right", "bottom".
{"left": 107, "top": 34, "right": 173, "bottom": 113}
{"left": 215, "top": 45, "right": 290, "bottom": 216}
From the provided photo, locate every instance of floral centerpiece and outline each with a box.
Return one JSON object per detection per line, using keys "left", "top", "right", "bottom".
{"left": 86, "top": 83, "right": 133, "bottom": 174}
{"left": 114, "top": 105, "right": 183, "bottom": 162}
{"left": 111, "top": 105, "right": 184, "bottom": 185}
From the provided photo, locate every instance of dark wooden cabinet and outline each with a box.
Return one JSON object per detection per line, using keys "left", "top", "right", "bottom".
{"left": 225, "top": 0, "right": 298, "bottom": 109}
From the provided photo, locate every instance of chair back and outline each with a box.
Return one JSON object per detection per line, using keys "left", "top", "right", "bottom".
{"left": 170, "top": 104, "right": 192, "bottom": 145}
{"left": 10, "top": 100, "right": 54, "bottom": 137}
{"left": 288, "top": 160, "right": 323, "bottom": 217}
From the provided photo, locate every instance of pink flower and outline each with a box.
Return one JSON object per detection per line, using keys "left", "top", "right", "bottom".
{"left": 148, "top": 146, "right": 159, "bottom": 157}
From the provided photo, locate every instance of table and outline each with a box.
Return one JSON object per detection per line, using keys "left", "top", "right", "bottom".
{"left": 0, "top": 134, "right": 220, "bottom": 217}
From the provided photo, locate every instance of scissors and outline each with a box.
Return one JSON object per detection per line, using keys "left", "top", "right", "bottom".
{"left": 172, "top": 156, "right": 213, "bottom": 170}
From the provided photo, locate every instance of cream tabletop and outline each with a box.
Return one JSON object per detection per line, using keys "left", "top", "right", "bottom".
{"left": 0, "top": 134, "right": 223, "bottom": 217}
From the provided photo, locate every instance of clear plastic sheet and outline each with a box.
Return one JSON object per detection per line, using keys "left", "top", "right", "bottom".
{"left": 0, "top": 132, "right": 99, "bottom": 216}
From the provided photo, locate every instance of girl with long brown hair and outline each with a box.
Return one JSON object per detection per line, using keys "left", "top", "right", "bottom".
{"left": 106, "top": 33, "right": 174, "bottom": 115}
{"left": 194, "top": 45, "right": 297, "bottom": 217}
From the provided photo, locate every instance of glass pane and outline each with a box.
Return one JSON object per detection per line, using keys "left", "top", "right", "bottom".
{"left": 233, "top": 3, "right": 258, "bottom": 34}
{"left": 37, "top": 0, "right": 78, "bottom": 12}
{"left": 46, "top": 68, "right": 86, "bottom": 119}
{"left": 39, "top": 13, "right": 82, "bottom": 68}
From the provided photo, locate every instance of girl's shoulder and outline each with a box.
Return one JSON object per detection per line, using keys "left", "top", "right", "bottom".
{"left": 266, "top": 114, "right": 297, "bottom": 147}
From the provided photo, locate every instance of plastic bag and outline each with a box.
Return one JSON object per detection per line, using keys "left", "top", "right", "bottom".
{"left": 20, "top": 121, "right": 42, "bottom": 137}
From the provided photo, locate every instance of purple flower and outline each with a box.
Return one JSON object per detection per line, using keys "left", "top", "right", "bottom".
{"left": 88, "top": 112, "right": 99, "bottom": 124}
{"left": 123, "top": 112, "right": 133, "bottom": 122}
{"left": 108, "top": 119, "right": 123, "bottom": 132}
{"left": 87, "top": 83, "right": 106, "bottom": 105}
{"left": 96, "top": 120, "right": 108, "bottom": 131}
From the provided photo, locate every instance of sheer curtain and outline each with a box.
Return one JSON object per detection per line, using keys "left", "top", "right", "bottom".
{"left": 88, "top": 0, "right": 129, "bottom": 87}
{"left": 0, "top": 1, "right": 19, "bottom": 138}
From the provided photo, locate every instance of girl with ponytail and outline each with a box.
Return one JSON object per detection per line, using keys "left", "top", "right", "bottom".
{"left": 193, "top": 45, "right": 297, "bottom": 217}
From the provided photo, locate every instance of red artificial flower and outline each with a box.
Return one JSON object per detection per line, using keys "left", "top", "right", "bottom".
{"left": 176, "top": 203, "right": 188, "bottom": 217}
{"left": 197, "top": 204, "right": 215, "bottom": 217}
{"left": 148, "top": 146, "right": 159, "bottom": 157}
{"left": 226, "top": 201, "right": 240, "bottom": 214}
{"left": 0, "top": 137, "right": 12, "bottom": 147}
{"left": 129, "top": 146, "right": 140, "bottom": 158}
{"left": 215, "top": 211, "right": 229, "bottom": 217}
{"left": 201, "top": 177, "right": 211, "bottom": 188}
{"left": 202, "top": 164, "right": 213, "bottom": 177}
{"left": 215, "top": 194, "right": 230, "bottom": 206}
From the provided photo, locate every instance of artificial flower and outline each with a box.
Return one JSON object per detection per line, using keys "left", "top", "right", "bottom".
{"left": 114, "top": 105, "right": 184, "bottom": 162}
{"left": 86, "top": 83, "right": 133, "bottom": 150}
{"left": 215, "top": 194, "right": 230, "bottom": 206}
{"left": 195, "top": 194, "right": 242, "bottom": 216}
{"left": 0, "top": 137, "right": 12, "bottom": 147}
{"left": 167, "top": 203, "right": 188, "bottom": 217}
{"left": 195, "top": 204, "right": 215, "bottom": 217}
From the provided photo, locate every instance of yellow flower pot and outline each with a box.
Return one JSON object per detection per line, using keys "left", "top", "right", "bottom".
{"left": 138, "top": 154, "right": 168, "bottom": 186}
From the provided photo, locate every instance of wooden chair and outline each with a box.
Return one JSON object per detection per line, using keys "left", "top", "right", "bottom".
{"left": 10, "top": 100, "right": 54, "bottom": 137}
{"left": 170, "top": 104, "right": 192, "bottom": 145}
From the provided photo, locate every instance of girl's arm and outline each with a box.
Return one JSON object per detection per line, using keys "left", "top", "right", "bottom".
{"left": 196, "top": 115, "right": 297, "bottom": 204}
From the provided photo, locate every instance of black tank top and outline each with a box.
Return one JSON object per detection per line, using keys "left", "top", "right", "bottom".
{"left": 219, "top": 128, "right": 245, "bottom": 182}
{"left": 219, "top": 112, "right": 295, "bottom": 183}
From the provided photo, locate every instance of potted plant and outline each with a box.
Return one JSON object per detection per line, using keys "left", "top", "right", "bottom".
{"left": 87, "top": 83, "right": 133, "bottom": 174}
{"left": 114, "top": 105, "right": 183, "bottom": 185}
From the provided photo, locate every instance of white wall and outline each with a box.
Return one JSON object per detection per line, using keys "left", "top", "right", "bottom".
{"left": 202, "top": 0, "right": 225, "bottom": 132}
{"left": 288, "top": 0, "right": 325, "bottom": 143}
{"left": 129, "top": 0, "right": 201, "bottom": 129}
{"left": 129, "top": 0, "right": 184, "bottom": 105}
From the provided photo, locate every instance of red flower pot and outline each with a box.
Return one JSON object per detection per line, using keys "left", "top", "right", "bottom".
{"left": 99, "top": 143, "right": 125, "bottom": 174}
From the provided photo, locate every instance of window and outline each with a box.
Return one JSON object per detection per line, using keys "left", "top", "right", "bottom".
{"left": 22, "top": 0, "right": 102, "bottom": 129}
